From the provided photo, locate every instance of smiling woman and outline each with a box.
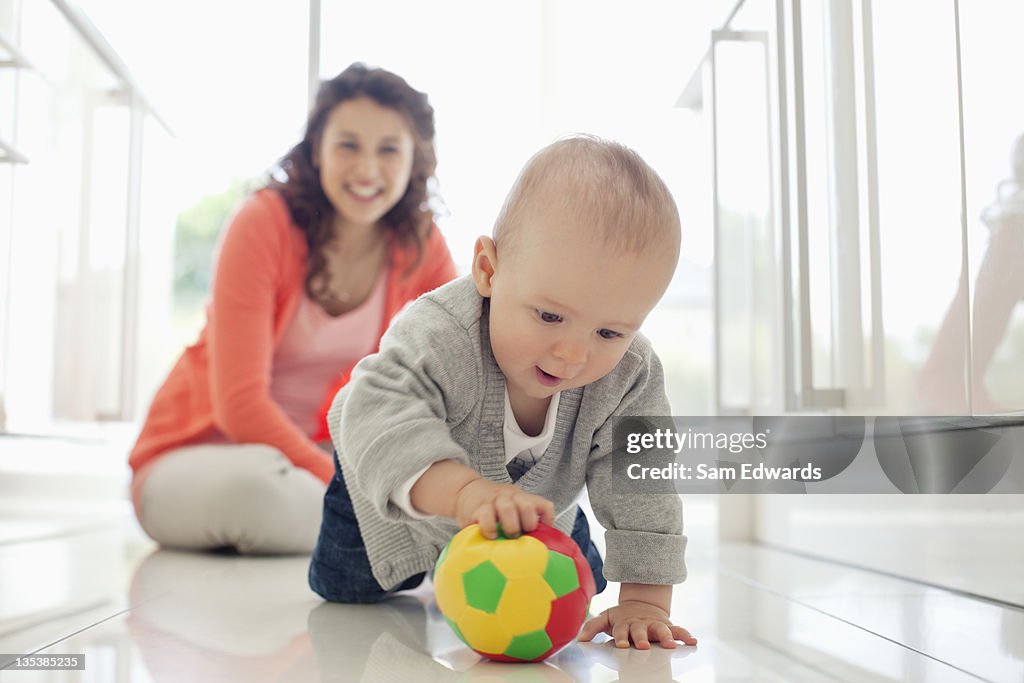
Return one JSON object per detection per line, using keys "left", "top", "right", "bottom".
{"left": 309, "top": 99, "right": 416, "bottom": 314}
{"left": 127, "top": 64, "right": 457, "bottom": 555}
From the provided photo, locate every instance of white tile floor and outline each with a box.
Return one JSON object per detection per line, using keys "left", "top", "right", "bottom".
{"left": 1, "top": 497, "right": 1022, "bottom": 683}
{"left": 1, "top": 432, "right": 1022, "bottom": 683}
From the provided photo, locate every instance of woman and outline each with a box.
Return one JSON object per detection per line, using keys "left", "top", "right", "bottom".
{"left": 129, "top": 64, "right": 457, "bottom": 554}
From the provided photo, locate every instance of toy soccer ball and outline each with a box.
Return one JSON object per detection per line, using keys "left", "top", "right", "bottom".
{"left": 433, "top": 522, "right": 597, "bottom": 662}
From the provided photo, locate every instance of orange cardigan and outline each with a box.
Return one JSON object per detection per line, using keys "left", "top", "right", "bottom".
{"left": 129, "top": 189, "right": 457, "bottom": 485}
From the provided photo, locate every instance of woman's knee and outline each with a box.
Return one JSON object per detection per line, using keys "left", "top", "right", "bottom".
{"left": 210, "top": 455, "right": 323, "bottom": 552}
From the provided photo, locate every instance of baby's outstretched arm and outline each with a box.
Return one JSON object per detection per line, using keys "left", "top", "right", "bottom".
{"left": 578, "top": 583, "right": 697, "bottom": 650}
{"left": 409, "top": 460, "right": 555, "bottom": 538}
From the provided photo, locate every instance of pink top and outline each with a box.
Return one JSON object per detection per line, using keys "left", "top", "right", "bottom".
{"left": 270, "top": 268, "right": 387, "bottom": 436}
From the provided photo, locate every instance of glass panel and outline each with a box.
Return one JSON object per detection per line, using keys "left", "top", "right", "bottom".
{"left": 959, "top": 1, "right": 1024, "bottom": 414}
{"left": 0, "top": 0, "right": 17, "bottom": 428}
{"left": 134, "top": 113, "right": 178, "bottom": 420}
{"left": 0, "top": 70, "right": 14, "bottom": 149}
{"left": 851, "top": 0, "right": 880, "bottom": 403}
{"left": 0, "top": 162, "right": 10, "bottom": 428}
{"left": 5, "top": 0, "right": 128, "bottom": 427}
{"left": 0, "top": 0, "right": 20, "bottom": 37}
{"left": 3, "top": 0, "right": 68, "bottom": 429}
{"left": 797, "top": 0, "right": 837, "bottom": 392}
{"left": 713, "top": 37, "right": 774, "bottom": 413}
{"left": 83, "top": 102, "right": 130, "bottom": 419}
{"left": 0, "top": 0, "right": 22, "bottom": 153}
{"left": 868, "top": 0, "right": 963, "bottom": 414}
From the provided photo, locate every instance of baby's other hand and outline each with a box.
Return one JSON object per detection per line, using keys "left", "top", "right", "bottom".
{"left": 454, "top": 479, "right": 555, "bottom": 539}
{"left": 578, "top": 601, "right": 697, "bottom": 650}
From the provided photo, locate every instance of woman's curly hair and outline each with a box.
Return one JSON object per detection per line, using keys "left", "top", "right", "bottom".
{"left": 268, "top": 63, "right": 438, "bottom": 305}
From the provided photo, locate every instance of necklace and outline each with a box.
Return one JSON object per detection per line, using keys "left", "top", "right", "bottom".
{"left": 318, "top": 236, "right": 386, "bottom": 314}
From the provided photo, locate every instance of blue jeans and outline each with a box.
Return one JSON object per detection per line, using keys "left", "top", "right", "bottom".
{"left": 309, "top": 453, "right": 608, "bottom": 603}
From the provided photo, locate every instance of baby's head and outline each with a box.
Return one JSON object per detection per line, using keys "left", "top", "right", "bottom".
{"left": 472, "top": 135, "right": 681, "bottom": 405}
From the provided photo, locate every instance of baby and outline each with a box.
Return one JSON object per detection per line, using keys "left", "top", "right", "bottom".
{"left": 310, "top": 135, "right": 697, "bottom": 650}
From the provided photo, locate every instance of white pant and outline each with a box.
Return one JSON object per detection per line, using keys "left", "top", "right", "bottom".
{"left": 137, "top": 444, "right": 327, "bottom": 554}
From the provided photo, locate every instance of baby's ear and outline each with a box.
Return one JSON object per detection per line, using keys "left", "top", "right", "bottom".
{"left": 472, "top": 236, "right": 498, "bottom": 297}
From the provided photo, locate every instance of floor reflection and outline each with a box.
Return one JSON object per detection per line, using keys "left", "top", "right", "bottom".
{"left": 110, "top": 544, "right": 1014, "bottom": 682}
{"left": 124, "top": 548, "right": 702, "bottom": 683}
{"left": 126, "top": 549, "right": 319, "bottom": 682}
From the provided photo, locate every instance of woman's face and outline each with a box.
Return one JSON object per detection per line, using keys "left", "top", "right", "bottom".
{"left": 315, "top": 97, "right": 416, "bottom": 230}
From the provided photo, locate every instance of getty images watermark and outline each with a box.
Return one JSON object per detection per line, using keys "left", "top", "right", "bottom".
{"left": 611, "top": 416, "right": 1024, "bottom": 494}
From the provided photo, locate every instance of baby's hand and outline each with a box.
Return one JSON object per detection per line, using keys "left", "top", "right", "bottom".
{"left": 454, "top": 479, "right": 555, "bottom": 539}
{"left": 578, "top": 601, "right": 697, "bottom": 650}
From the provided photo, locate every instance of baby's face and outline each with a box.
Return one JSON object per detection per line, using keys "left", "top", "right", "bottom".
{"left": 476, "top": 221, "right": 675, "bottom": 408}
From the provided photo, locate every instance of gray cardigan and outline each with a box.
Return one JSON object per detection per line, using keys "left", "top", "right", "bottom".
{"left": 327, "top": 276, "right": 687, "bottom": 590}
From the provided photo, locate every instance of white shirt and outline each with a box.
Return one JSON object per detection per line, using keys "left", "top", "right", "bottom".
{"left": 389, "top": 390, "right": 561, "bottom": 519}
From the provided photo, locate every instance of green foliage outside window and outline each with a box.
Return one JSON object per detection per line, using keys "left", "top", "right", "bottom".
{"left": 173, "top": 178, "right": 257, "bottom": 306}
{"left": 171, "top": 177, "right": 260, "bottom": 347}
